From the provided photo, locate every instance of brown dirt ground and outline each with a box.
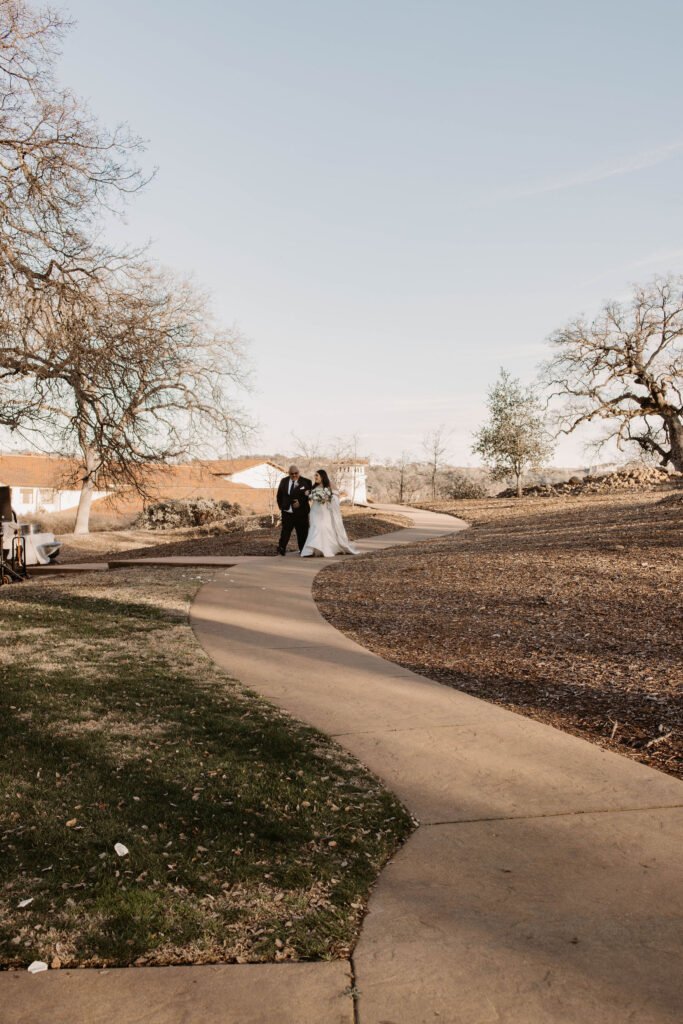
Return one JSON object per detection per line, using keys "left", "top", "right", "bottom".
{"left": 313, "top": 490, "right": 683, "bottom": 778}
{"left": 56, "top": 507, "right": 411, "bottom": 563}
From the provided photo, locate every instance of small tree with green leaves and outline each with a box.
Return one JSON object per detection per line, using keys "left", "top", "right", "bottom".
{"left": 472, "top": 369, "right": 554, "bottom": 497}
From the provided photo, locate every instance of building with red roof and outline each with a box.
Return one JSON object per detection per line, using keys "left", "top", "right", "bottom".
{"left": 0, "top": 454, "right": 287, "bottom": 521}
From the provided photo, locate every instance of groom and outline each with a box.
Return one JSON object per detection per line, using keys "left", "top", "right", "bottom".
{"left": 276, "top": 465, "right": 312, "bottom": 555}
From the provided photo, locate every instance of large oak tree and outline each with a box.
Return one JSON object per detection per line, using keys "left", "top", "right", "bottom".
{"left": 544, "top": 277, "right": 683, "bottom": 471}
{"left": 1, "top": 264, "right": 250, "bottom": 532}
{"left": 0, "top": 3, "right": 252, "bottom": 531}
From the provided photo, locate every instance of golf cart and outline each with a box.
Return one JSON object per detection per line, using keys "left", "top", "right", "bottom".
{"left": 0, "top": 484, "right": 61, "bottom": 583}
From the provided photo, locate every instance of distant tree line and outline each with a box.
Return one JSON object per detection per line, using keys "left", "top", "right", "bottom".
{"left": 363, "top": 461, "right": 604, "bottom": 504}
{"left": 365, "top": 462, "right": 489, "bottom": 503}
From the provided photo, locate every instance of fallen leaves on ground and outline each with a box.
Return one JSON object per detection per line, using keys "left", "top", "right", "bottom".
{"left": 313, "top": 490, "right": 682, "bottom": 777}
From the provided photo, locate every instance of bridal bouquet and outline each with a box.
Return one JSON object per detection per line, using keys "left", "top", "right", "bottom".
{"left": 310, "top": 487, "right": 333, "bottom": 504}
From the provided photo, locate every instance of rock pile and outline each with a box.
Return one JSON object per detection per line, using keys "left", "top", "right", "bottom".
{"left": 499, "top": 465, "right": 680, "bottom": 499}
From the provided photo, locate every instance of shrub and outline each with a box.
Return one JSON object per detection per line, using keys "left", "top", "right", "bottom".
{"left": 135, "top": 498, "right": 243, "bottom": 530}
{"left": 440, "top": 472, "right": 488, "bottom": 500}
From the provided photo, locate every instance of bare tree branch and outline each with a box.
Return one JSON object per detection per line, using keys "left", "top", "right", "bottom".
{"left": 0, "top": 262, "right": 252, "bottom": 531}
{"left": 0, "top": 1, "right": 152, "bottom": 426}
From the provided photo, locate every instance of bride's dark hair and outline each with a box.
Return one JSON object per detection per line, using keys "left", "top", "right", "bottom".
{"left": 315, "top": 469, "right": 332, "bottom": 489}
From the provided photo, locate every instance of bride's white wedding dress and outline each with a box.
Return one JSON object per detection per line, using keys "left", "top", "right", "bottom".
{"left": 301, "top": 490, "right": 359, "bottom": 558}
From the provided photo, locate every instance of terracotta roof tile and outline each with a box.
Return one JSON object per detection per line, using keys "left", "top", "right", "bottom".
{"left": 0, "top": 454, "right": 277, "bottom": 516}
{"left": 0, "top": 454, "right": 81, "bottom": 488}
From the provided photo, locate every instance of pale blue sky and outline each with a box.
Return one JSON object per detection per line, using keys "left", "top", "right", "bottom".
{"left": 57, "top": 0, "right": 683, "bottom": 464}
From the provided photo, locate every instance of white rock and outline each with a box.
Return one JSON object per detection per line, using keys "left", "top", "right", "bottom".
{"left": 18, "top": 898, "right": 33, "bottom": 908}
{"left": 114, "top": 843, "right": 129, "bottom": 857}
{"left": 27, "top": 961, "right": 48, "bottom": 973}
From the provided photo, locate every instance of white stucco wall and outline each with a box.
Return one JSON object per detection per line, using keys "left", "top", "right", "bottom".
{"left": 10, "top": 486, "right": 110, "bottom": 516}
{"left": 223, "top": 464, "right": 283, "bottom": 488}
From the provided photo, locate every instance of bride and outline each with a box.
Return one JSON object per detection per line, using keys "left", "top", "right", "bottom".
{"left": 301, "top": 470, "right": 359, "bottom": 558}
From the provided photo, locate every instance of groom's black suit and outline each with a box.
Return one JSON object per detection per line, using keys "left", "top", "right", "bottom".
{"left": 277, "top": 475, "right": 312, "bottom": 552}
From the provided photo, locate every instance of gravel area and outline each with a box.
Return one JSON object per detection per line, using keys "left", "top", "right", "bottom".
{"left": 313, "top": 491, "right": 682, "bottom": 778}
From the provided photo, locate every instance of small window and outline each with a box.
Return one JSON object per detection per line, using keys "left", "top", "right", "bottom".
{"left": 39, "top": 488, "right": 56, "bottom": 504}
{"left": 20, "top": 488, "right": 34, "bottom": 504}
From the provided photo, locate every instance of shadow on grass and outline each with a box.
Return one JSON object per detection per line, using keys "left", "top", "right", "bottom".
{"left": 0, "top": 585, "right": 412, "bottom": 968}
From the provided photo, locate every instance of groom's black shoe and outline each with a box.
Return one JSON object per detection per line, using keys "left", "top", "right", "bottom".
{"left": 277, "top": 545, "right": 286, "bottom": 556}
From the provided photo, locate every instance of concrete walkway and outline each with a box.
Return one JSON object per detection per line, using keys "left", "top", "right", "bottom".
{"left": 191, "top": 505, "right": 683, "bottom": 1024}
{"left": 4, "top": 507, "right": 682, "bottom": 1023}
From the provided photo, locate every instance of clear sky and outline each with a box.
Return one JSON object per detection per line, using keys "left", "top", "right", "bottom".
{"left": 55, "top": 0, "right": 683, "bottom": 465}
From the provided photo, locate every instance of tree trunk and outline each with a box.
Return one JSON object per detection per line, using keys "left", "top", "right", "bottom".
{"left": 74, "top": 477, "right": 95, "bottom": 534}
{"left": 516, "top": 471, "right": 523, "bottom": 498}
{"left": 667, "top": 413, "right": 683, "bottom": 472}
{"left": 74, "top": 449, "right": 98, "bottom": 534}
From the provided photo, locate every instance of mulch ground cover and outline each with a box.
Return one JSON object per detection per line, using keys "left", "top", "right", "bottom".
{"left": 57, "top": 509, "right": 410, "bottom": 563}
{"left": 0, "top": 568, "right": 412, "bottom": 969}
{"left": 313, "top": 490, "right": 682, "bottom": 778}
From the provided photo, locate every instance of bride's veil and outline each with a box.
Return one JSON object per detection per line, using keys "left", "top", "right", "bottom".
{"left": 329, "top": 487, "right": 350, "bottom": 543}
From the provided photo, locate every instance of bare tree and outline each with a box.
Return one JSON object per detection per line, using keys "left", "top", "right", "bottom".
{"left": 0, "top": 1, "right": 147, "bottom": 291}
{"left": 472, "top": 369, "right": 554, "bottom": 497}
{"left": 396, "top": 450, "right": 413, "bottom": 504}
{"left": 290, "top": 434, "right": 325, "bottom": 482}
{"left": 1, "top": 264, "right": 251, "bottom": 532}
{"left": 331, "top": 433, "right": 366, "bottom": 505}
{"left": 543, "top": 276, "right": 683, "bottom": 471}
{"left": 343, "top": 433, "right": 360, "bottom": 505}
{"left": 0, "top": 1, "right": 149, "bottom": 429}
{"left": 263, "top": 462, "right": 281, "bottom": 524}
{"left": 422, "top": 426, "right": 449, "bottom": 500}
{"left": 291, "top": 434, "right": 368, "bottom": 501}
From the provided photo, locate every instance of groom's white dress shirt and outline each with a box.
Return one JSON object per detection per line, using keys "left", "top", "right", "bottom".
{"left": 285, "top": 477, "right": 296, "bottom": 514}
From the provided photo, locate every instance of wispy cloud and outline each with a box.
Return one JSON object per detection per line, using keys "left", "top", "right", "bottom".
{"left": 492, "top": 140, "right": 683, "bottom": 204}
{"left": 578, "top": 247, "right": 683, "bottom": 289}
{"left": 630, "top": 247, "right": 683, "bottom": 269}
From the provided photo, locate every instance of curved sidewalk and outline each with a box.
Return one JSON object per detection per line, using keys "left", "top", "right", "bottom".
{"left": 190, "top": 505, "right": 683, "bottom": 1024}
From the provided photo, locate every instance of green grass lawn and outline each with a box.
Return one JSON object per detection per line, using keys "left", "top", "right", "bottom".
{"left": 0, "top": 568, "right": 412, "bottom": 969}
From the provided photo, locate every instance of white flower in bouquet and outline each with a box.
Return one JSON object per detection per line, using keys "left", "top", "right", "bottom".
{"left": 311, "top": 487, "right": 333, "bottom": 504}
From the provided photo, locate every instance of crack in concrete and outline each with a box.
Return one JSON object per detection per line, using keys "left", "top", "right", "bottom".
{"left": 331, "top": 721, "right": 471, "bottom": 737}
{"left": 349, "top": 955, "right": 360, "bottom": 1024}
{"left": 420, "top": 803, "right": 683, "bottom": 827}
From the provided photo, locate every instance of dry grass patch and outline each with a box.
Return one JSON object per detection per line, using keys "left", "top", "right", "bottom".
{"left": 313, "top": 491, "right": 682, "bottom": 777}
